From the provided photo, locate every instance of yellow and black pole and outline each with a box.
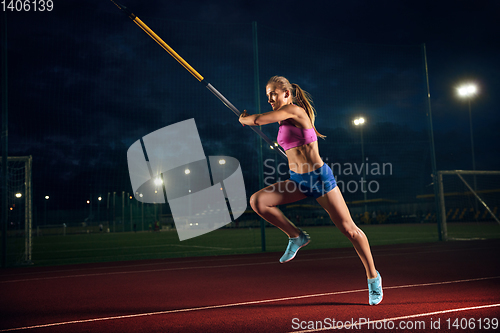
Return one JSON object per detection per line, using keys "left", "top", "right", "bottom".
{"left": 110, "top": 0, "right": 287, "bottom": 160}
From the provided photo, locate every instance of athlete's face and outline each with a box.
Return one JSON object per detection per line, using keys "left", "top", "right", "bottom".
{"left": 266, "top": 84, "right": 290, "bottom": 111}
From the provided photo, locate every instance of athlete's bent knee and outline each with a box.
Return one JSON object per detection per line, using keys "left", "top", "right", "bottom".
{"left": 340, "top": 225, "right": 362, "bottom": 240}
{"left": 250, "top": 192, "right": 267, "bottom": 214}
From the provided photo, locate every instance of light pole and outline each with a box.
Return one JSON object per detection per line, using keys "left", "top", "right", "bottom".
{"left": 14, "top": 193, "right": 22, "bottom": 230}
{"left": 219, "top": 158, "right": 226, "bottom": 192}
{"left": 87, "top": 198, "right": 92, "bottom": 227}
{"left": 44, "top": 195, "right": 49, "bottom": 225}
{"left": 184, "top": 169, "right": 191, "bottom": 225}
{"left": 129, "top": 194, "right": 134, "bottom": 232}
{"left": 137, "top": 192, "right": 144, "bottom": 231}
{"left": 457, "top": 84, "right": 478, "bottom": 172}
{"left": 353, "top": 117, "right": 367, "bottom": 213}
{"left": 154, "top": 176, "right": 164, "bottom": 230}
{"left": 121, "top": 191, "right": 125, "bottom": 232}
{"left": 457, "top": 83, "right": 479, "bottom": 217}
{"left": 112, "top": 192, "right": 116, "bottom": 233}
{"left": 97, "top": 196, "right": 102, "bottom": 225}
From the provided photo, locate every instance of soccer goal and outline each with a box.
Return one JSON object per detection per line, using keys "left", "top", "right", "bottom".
{"left": 437, "top": 170, "right": 500, "bottom": 241}
{"left": 1, "top": 156, "right": 33, "bottom": 266}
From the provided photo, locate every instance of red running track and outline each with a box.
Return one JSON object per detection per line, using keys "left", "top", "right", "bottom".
{"left": 1, "top": 239, "right": 500, "bottom": 332}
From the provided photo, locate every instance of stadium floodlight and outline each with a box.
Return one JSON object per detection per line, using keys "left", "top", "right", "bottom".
{"left": 457, "top": 84, "right": 477, "bottom": 97}
{"left": 353, "top": 117, "right": 365, "bottom": 126}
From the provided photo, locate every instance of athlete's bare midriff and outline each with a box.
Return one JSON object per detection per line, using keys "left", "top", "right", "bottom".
{"left": 285, "top": 141, "right": 324, "bottom": 174}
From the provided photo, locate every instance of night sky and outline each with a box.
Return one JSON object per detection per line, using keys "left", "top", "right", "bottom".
{"left": 2, "top": 0, "right": 499, "bottom": 212}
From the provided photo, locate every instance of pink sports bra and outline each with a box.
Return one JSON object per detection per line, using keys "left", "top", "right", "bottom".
{"left": 277, "top": 119, "right": 318, "bottom": 151}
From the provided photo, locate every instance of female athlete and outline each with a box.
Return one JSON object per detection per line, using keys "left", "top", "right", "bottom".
{"left": 239, "top": 75, "right": 383, "bottom": 305}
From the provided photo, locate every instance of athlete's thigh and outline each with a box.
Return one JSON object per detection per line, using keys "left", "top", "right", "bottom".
{"left": 254, "top": 180, "right": 307, "bottom": 207}
{"left": 315, "top": 187, "right": 354, "bottom": 227}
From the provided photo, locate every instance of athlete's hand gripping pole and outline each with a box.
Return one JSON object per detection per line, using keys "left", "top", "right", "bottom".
{"left": 110, "top": 0, "right": 287, "bottom": 160}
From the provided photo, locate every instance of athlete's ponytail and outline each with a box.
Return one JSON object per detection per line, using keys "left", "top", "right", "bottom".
{"left": 291, "top": 83, "right": 325, "bottom": 139}
{"left": 267, "top": 76, "right": 325, "bottom": 139}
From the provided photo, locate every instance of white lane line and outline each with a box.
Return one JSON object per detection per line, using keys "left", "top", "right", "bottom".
{"left": 290, "top": 303, "right": 500, "bottom": 332}
{"left": 1, "top": 276, "right": 499, "bottom": 332}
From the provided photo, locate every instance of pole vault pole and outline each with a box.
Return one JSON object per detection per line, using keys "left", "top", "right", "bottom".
{"left": 110, "top": 1, "right": 287, "bottom": 160}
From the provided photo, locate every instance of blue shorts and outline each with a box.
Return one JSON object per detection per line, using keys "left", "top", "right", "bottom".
{"left": 289, "top": 163, "right": 337, "bottom": 198}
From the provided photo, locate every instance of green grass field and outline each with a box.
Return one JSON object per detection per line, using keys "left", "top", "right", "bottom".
{"left": 6, "top": 222, "right": 500, "bottom": 267}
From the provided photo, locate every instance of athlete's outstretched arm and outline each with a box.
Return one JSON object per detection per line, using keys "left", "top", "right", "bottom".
{"left": 239, "top": 105, "right": 300, "bottom": 126}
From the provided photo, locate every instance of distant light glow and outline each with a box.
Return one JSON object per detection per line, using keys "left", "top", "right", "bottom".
{"left": 184, "top": 169, "right": 191, "bottom": 175}
{"left": 45, "top": 195, "right": 50, "bottom": 200}
{"left": 218, "top": 159, "right": 226, "bottom": 165}
{"left": 15, "top": 193, "right": 22, "bottom": 198}
{"left": 458, "top": 84, "right": 477, "bottom": 97}
{"left": 353, "top": 117, "right": 365, "bottom": 126}
{"left": 154, "top": 178, "right": 163, "bottom": 185}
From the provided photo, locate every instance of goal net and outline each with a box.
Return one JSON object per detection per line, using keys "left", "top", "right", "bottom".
{"left": 0, "top": 156, "right": 32, "bottom": 266}
{"left": 437, "top": 170, "right": 500, "bottom": 241}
